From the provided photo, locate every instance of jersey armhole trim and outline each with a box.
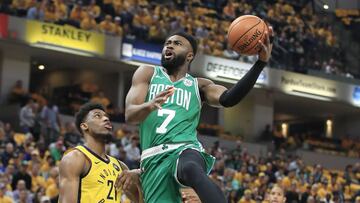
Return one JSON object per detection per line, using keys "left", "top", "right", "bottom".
{"left": 149, "top": 66, "right": 157, "bottom": 83}
{"left": 116, "top": 159, "right": 128, "bottom": 171}
{"left": 194, "top": 78, "right": 202, "bottom": 107}
{"left": 73, "top": 148, "right": 92, "bottom": 179}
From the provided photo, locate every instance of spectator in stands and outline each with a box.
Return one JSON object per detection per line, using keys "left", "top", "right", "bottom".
{"left": 1, "top": 143, "right": 15, "bottom": 167}
{"left": 132, "top": 8, "right": 151, "bottom": 39}
{"left": 286, "top": 182, "right": 300, "bottom": 202}
{"left": 99, "top": 14, "right": 115, "bottom": 35}
{"left": 11, "top": 0, "right": 28, "bottom": 17}
{"left": 114, "top": 16, "right": 123, "bottom": 36}
{"left": 20, "top": 190, "right": 32, "bottom": 203}
{"left": 9, "top": 80, "right": 27, "bottom": 104}
{"left": 102, "top": 0, "right": 115, "bottom": 16}
{"left": 26, "top": 2, "right": 44, "bottom": 20}
{"left": 54, "top": 0, "right": 68, "bottom": 24}
{"left": 344, "top": 165, "right": 358, "bottom": 184}
{"left": 80, "top": 11, "right": 98, "bottom": 31}
{"left": 44, "top": 1, "right": 57, "bottom": 23}
{"left": 313, "top": 164, "right": 324, "bottom": 183}
{"left": 124, "top": 135, "right": 140, "bottom": 169}
{"left": 30, "top": 162, "right": 45, "bottom": 193}
{"left": 49, "top": 140, "right": 65, "bottom": 162}
{"left": 0, "top": 183, "right": 13, "bottom": 203}
{"left": 90, "top": 91, "right": 110, "bottom": 109}
{"left": 63, "top": 122, "right": 82, "bottom": 148}
{"left": 87, "top": 0, "right": 100, "bottom": 20}
{"left": 268, "top": 185, "right": 286, "bottom": 203}
{"left": 120, "top": 129, "right": 131, "bottom": 147}
{"left": 40, "top": 101, "right": 61, "bottom": 146}
{"left": 69, "top": 2, "right": 86, "bottom": 27}
{"left": 148, "top": 21, "right": 164, "bottom": 43}
{"left": 19, "top": 97, "right": 35, "bottom": 134}
{"left": 13, "top": 181, "right": 32, "bottom": 203}
{"left": 231, "top": 140, "right": 242, "bottom": 159}
{"left": 239, "top": 189, "right": 255, "bottom": 203}
{"left": 3, "top": 123, "right": 15, "bottom": 145}
{"left": 223, "top": 1, "right": 236, "bottom": 20}
{"left": 12, "top": 160, "right": 32, "bottom": 190}
{"left": 44, "top": 167, "right": 59, "bottom": 201}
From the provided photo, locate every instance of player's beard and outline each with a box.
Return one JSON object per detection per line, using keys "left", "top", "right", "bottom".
{"left": 161, "top": 52, "right": 186, "bottom": 74}
{"left": 93, "top": 132, "right": 113, "bottom": 144}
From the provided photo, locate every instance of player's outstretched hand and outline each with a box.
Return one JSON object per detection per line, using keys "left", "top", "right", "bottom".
{"left": 150, "top": 86, "right": 175, "bottom": 110}
{"left": 115, "top": 169, "right": 141, "bottom": 192}
{"left": 258, "top": 25, "right": 274, "bottom": 63}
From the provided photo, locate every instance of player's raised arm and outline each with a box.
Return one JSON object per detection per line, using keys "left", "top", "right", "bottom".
{"left": 125, "top": 65, "right": 174, "bottom": 124}
{"left": 59, "top": 150, "right": 86, "bottom": 203}
{"left": 199, "top": 27, "right": 273, "bottom": 108}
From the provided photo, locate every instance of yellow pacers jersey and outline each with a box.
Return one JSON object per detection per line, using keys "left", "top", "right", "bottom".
{"left": 75, "top": 145, "right": 123, "bottom": 203}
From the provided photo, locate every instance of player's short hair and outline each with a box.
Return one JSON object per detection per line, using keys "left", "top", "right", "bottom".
{"left": 75, "top": 102, "right": 105, "bottom": 134}
{"left": 167, "top": 31, "right": 198, "bottom": 56}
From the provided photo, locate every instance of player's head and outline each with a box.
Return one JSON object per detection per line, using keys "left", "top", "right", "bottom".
{"left": 75, "top": 102, "right": 113, "bottom": 143}
{"left": 268, "top": 185, "right": 286, "bottom": 203}
{"left": 161, "top": 31, "right": 197, "bottom": 72}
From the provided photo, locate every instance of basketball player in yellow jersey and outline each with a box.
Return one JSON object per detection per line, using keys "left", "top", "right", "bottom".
{"left": 59, "top": 103, "right": 143, "bottom": 203}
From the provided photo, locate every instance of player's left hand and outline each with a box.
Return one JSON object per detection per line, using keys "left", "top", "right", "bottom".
{"left": 115, "top": 169, "right": 141, "bottom": 192}
{"left": 258, "top": 25, "right": 274, "bottom": 63}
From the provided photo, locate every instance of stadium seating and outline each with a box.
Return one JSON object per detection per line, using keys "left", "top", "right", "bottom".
{"left": 0, "top": 0, "right": 357, "bottom": 78}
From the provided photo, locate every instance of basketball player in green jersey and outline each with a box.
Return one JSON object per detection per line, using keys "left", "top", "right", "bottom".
{"left": 125, "top": 28, "right": 273, "bottom": 203}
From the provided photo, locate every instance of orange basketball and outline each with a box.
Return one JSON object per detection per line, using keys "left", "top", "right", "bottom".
{"left": 227, "top": 15, "right": 268, "bottom": 55}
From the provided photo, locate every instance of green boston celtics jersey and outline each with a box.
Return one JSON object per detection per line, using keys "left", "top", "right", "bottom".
{"left": 139, "top": 66, "right": 202, "bottom": 150}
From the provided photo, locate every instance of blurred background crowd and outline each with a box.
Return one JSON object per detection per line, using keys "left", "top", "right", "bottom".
{"left": 0, "top": 0, "right": 359, "bottom": 78}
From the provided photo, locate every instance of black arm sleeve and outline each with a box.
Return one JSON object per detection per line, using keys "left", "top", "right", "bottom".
{"left": 219, "top": 60, "right": 267, "bottom": 107}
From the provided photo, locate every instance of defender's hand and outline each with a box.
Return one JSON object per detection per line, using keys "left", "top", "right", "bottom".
{"left": 115, "top": 169, "right": 141, "bottom": 192}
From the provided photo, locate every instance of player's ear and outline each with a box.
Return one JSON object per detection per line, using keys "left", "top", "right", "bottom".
{"left": 80, "top": 123, "right": 88, "bottom": 132}
{"left": 187, "top": 52, "right": 194, "bottom": 62}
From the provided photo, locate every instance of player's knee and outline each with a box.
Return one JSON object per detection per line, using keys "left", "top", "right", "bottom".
{"left": 180, "top": 161, "right": 204, "bottom": 179}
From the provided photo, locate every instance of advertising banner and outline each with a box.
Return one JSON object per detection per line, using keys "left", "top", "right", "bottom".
{"left": 121, "top": 38, "right": 162, "bottom": 65}
{"left": 192, "top": 55, "right": 268, "bottom": 85}
{"left": 26, "top": 20, "right": 105, "bottom": 55}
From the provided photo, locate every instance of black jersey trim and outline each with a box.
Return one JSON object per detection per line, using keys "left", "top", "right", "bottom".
{"left": 82, "top": 145, "right": 110, "bottom": 164}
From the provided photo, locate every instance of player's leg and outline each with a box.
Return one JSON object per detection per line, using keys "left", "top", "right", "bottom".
{"left": 177, "top": 149, "right": 227, "bottom": 203}
{"left": 141, "top": 154, "right": 182, "bottom": 203}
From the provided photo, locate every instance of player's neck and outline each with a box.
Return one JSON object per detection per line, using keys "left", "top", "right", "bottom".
{"left": 84, "top": 136, "right": 107, "bottom": 160}
{"left": 166, "top": 65, "right": 188, "bottom": 82}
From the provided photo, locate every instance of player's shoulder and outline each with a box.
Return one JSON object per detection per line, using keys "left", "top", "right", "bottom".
{"left": 59, "top": 148, "right": 86, "bottom": 175}
{"left": 132, "top": 65, "right": 156, "bottom": 82}
{"left": 61, "top": 148, "right": 86, "bottom": 165}
{"left": 196, "top": 77, "right": 215, "bottom": 88}
{"left": 136, "top": 65, "right": 155, "bottom": 74}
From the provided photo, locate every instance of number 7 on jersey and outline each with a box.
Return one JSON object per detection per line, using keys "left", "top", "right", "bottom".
{"left": 156, "top": 109, "right": 175, "bottom": 134}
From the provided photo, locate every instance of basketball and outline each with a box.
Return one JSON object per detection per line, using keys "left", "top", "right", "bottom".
{"left": 227, "top": 15, "right": 268, "bottom": 55}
